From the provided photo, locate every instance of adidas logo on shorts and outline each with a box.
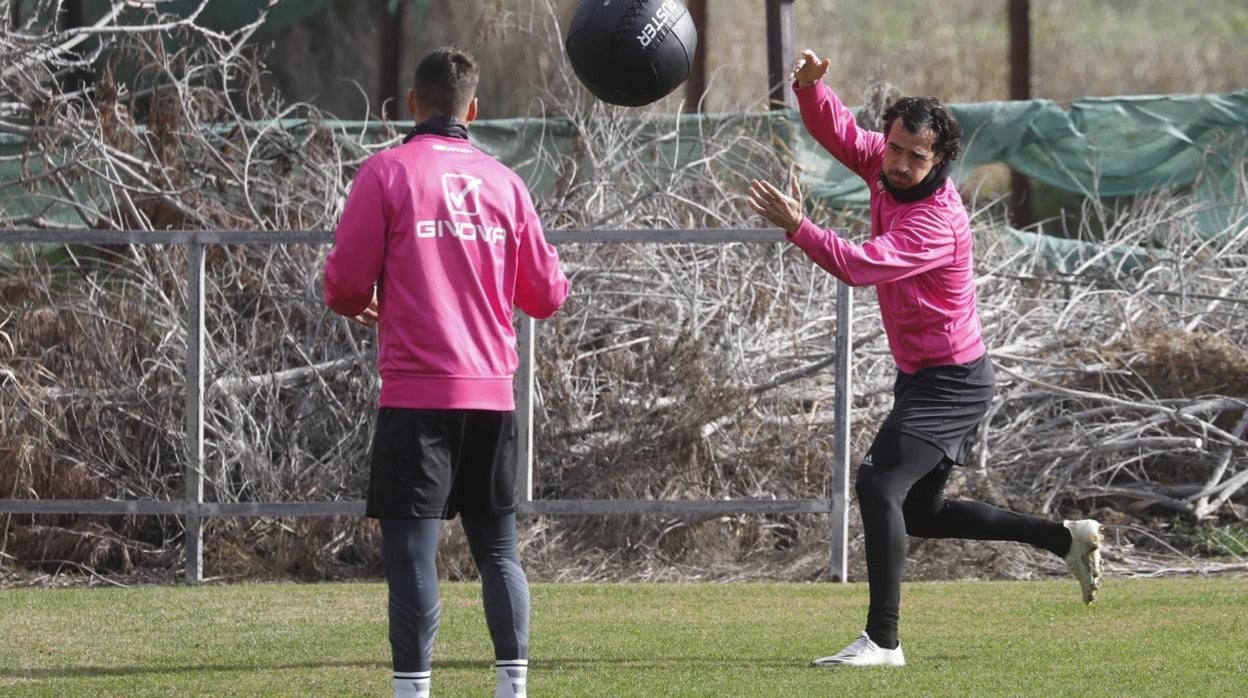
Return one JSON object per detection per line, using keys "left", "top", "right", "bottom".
{"left": 860, "top": 454, "right": 874, "bottom": 467}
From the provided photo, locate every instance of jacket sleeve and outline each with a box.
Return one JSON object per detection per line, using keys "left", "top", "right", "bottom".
{"left": 786, "top": 210, "right": 954, "bottom": 287}
{"left": 513, "top": 187, "right": 569, "bottom": 319}
{"left": 794, "top": 80, "right": 885, "bottom": 183}
{"left": 323, "top": 163, "right": 386, "bottom": 318}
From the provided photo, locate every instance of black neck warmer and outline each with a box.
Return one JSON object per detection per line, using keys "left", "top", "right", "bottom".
{"left": 879, "top": 157, "right": 952, "bottom": 203}
{"left": 402, "top": 114, "right": 469, "bottom": 144}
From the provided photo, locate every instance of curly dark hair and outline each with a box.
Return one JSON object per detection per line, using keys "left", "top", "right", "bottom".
{"left": 882, "top": 96, "right": 963, "bottom": 162}
{"left": 413, "top": 45, "right": 480, "bottom": 117}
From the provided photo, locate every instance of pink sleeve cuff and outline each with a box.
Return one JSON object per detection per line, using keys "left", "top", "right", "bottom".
{"left": 787, "top": 217, "right": 819, "bottom": 243}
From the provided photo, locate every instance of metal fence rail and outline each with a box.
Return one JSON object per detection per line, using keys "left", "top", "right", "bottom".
{"left": 0, "top": 228, "right": 853, "bottom": 583}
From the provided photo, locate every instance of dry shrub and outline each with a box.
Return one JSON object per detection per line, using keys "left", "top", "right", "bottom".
{"left": 3, "top": 1, "right": 1247, "bottom": 586}
{"left": 1110, "top": 328, "right": 1248, "bottom": 400}
{"left": 203, "top": 518, "right": 382, "bottom": 582}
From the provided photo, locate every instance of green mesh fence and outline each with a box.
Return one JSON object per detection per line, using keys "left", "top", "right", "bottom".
{"left": 3, "top": 92, "right": 1246, "bottom": 237}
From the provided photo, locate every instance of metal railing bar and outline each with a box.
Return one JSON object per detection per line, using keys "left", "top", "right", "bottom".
{"left": 520, "top": 499, "right": 835, "bottom": 515}
{"left": 0, "top": 498, "right": 834, "bottom": 517}
{"left": 0, "top": 228, "right": 789, "bottom": 246}
{"left": 0, "top": 500, "right": 184, "bottom": 515}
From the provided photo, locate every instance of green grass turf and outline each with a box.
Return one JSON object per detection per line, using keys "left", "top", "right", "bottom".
{"left": 1, "top": 577, "right": 1245, "bottom": 696}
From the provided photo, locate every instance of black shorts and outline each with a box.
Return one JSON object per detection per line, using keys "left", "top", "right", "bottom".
{"left": 880, "top": 354, "right": 996, "bottom": 465}
{"left": 366, "top": 407, "right": 518, "bottom": 520}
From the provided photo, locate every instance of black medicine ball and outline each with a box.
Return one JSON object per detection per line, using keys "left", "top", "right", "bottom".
{"left": 565, "top": 0, "right": 698, "bottom": 107}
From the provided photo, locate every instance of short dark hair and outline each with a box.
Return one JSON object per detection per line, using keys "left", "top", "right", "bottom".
{"left": 413, "top": 45, "right": 479, "bottom": 116}
{"left": 882, "top": 97, "right": 962, "bottom": 162}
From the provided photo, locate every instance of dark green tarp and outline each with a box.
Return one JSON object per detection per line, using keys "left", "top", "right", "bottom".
{"left": 4, "top": 92, "right": 1247, "bottom": 234}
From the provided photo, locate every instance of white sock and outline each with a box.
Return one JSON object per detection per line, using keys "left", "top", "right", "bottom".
{"left": 494, "top": 659, "right": 528, "bottom": 698}
{"left": 393, "top": 670, "right": 431, "bottom": 698}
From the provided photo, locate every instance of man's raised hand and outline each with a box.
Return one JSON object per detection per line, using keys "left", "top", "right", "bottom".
{"left": 746, "top": 172, "right": 804, "bottom": 235}
{"left": 789, "top": 49, "right": 831, "bottom": 88}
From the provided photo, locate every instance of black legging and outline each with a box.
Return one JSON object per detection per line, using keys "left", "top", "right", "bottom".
{"left": 380, "top": 513, "right": 530, "bottom": 672}
{"left": 854, "top": 428, "right": 1071, "bottom": 650}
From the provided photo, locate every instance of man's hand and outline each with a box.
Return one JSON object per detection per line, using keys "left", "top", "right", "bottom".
{"left": 747, "top": 173, "right": 804, "bottom": 235}
{"left": 352, "top": 293, "right": 379, "bottom": 326}
{"left": 789, "top": 49, "right": 830, "bottom": 88}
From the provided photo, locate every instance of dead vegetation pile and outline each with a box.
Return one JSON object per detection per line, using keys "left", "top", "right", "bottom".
{"left": 1, "top": 1, "right": 1245, "bottom": 586}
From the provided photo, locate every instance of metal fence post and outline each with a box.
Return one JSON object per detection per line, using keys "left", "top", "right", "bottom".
{"left": 184, "top": 241, "right": 206, "bottom": 584}
{"left": 515, "top": 312, "right": 535, "bottom": 502}
{"left": 1008, "top": 0, "right": 1034, "bottom": 227}
{"left": 765, "top": 0, "right": 797, "bottom": 110}
{"left": 829, "top": 280, "right": 853, "bottom": 582}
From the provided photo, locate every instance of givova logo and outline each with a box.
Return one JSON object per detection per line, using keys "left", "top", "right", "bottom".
{"left": 442, "top": 173, "right": 482, "bottom": 216}
{"left": 415, "top": 220, "right": 506, "bottom": 244}
{"left": 416, "top": 172, "right": 506, "bottom": 244}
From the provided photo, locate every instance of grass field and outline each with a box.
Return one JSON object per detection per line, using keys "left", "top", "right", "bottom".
{"left": 2, "top": 577, "right": 1245, "bottom": 696}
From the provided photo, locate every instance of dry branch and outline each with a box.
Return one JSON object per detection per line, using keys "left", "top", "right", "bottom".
{"left": 1, "top": 0, "right": 1246, "bottom": 583}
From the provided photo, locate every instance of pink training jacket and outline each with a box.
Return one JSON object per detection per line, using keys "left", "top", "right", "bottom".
{"left": 789, "top": 81, "right": 986, "bottom": 373}
{"left": 324, "top": 133, "right": 569, "bottom": 411}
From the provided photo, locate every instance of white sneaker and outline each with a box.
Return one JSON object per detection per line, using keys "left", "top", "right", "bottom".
{"left": 1063, "top": 519, "right": 1104, "bottom": 604}
{"left": 811, "top": 632, "right": 905, "bottom": 667}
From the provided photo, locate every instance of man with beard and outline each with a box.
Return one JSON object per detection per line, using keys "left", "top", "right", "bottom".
{"left": 746, "top": 49, "right": 1103, "bottom": 668}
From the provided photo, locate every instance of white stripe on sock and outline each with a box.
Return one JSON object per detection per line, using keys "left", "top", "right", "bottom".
{"left": 394, "top": 673, "right": 430, "bottom": 698}
{"left": 495, "top": 663, "right": 527, "bottom": 698}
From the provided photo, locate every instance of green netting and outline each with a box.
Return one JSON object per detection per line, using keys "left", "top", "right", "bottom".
{"left": 992, "top": 227, "right": 1173, "bottom": 279}
{"left": 463, "top": 93, "right": 1248, "bottom": 235}
{"left": 3, "top": 92, "right": 1247, "bottom": 236}
{"left": 442, "top": 91, "right": 1248, "bottom": 217}
{"left": 796, "top": 92, "right": 1248, "bottom": 212}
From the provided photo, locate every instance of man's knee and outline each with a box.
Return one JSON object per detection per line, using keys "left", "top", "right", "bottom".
{"left": 855, "top": 463, "right": 898, "bottom": 509}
